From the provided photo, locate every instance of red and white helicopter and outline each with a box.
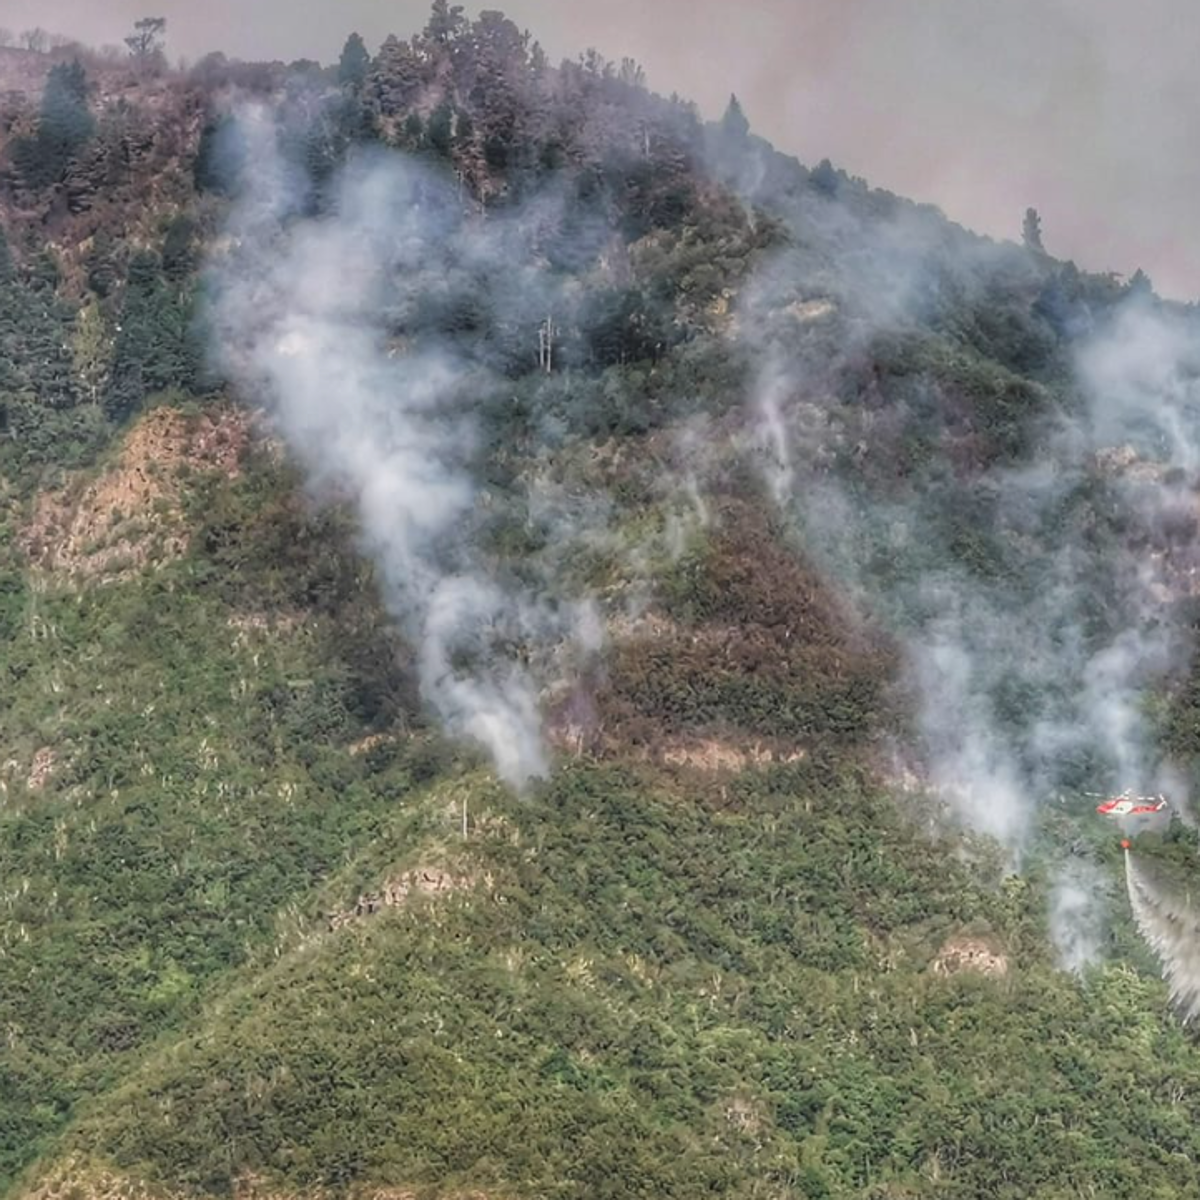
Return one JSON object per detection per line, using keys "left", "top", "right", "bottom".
{"left": 1090, "top": 788, "right": 1170, "bottom": 819}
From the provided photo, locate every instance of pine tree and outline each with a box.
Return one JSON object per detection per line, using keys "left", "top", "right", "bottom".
{"left": 194, "top": 115, "right": 247, "bottom": 195}
{"left": 402, "top": 111, "right": 424, "bottom": 148}
{"left": 105, "top": 251, "right": 159, "bottom": 420}
{"left": 426, "top": 102, "right": 454, "bottom": 157}
{"left": 1128, "top": 268, "right": 1153, "bottom": 297}
{"left": 0, "top": 230, "right": 21, "bottom": 399}
{"left": 85, "top": 231, "right": 119, "bottom": 297}
{"left": 0, "top": 246, "right": 80, "bottom": 411}
{"left": 1022, "top": 207, "right": 1045, "bottom": 252}
{"left": 810, "top": 158, "right": 839, "bottom": 196}
{"left": 424, "top": 0, "right": 466, "bottom": 47}
{"left": 721, "top": 94, "right": 750, "bottom": 142}
{"left": 0, "top": 226, "right": 14, "bottom": 283}
{"left": 161, "top": 215, "right": 197, "bottom": 283}
{"left": 72, "top": 300, "right": 111, "bottom": 405}
{"left": 371, "top": 35, "right": 424, "bottom": 116}
{"left": 104, "top": 250, "right": 197, "bottom": 420}
{"left": 338, "top": 32, "right": 370, "bottom": 89}
{"left": 455, "top": 108, "right": 474, "bottom": 149}
{"left": 13, "top": 59, "right": 96, "bottom": 189}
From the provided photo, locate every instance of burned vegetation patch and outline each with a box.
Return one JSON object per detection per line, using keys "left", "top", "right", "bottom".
{"left": 596, "top": 504, "right": 896, "bottom": 767}
{"left": 189, "top": 456, "right": 427, "bottom": 741}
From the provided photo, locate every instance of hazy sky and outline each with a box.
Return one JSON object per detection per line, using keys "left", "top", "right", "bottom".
{"left": 10, "top": 0, "right": 1199, "bottom": 298}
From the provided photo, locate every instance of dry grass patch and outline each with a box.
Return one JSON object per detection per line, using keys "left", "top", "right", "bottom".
{"left": 19, "top": 1164, "right": 506, "bottom": 1200}
{"left": 18, "top": 1161, "right": 163, "bottom": 1200}
{"left": 21, "top": 405, "right": 251, "bottom": 582}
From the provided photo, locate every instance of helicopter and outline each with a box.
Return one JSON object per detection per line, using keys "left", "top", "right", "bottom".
{"left": 1089, "top": 788, "right": 1171, "bottom": 819}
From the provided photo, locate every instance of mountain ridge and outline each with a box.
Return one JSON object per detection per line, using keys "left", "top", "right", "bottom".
{"left": 2, "top": 8, "right": 1200, "bottom": 1199}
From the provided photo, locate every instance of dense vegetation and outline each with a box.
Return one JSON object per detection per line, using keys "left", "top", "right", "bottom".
{"left": 2, "top": 7, "right": 1200, "bottom": 1200}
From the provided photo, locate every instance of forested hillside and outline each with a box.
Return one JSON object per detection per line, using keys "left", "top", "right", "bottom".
{"left": 3, "top": 7, "right": 1200, "bottom": 1199}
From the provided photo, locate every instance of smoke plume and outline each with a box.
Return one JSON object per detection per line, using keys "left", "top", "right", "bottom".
{"left": 206, "top": 110, "right": 590, "bottom": 788}
{"left": 735, "top": 186, "right": 1200, "bottom": 967}
{"left": 1050, "top": 859, "right": 1106, "bottom": 974}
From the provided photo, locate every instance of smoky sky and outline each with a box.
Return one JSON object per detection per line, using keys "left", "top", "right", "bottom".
{"left": 11, "top": 0, "right": 1200, "bottom": 299}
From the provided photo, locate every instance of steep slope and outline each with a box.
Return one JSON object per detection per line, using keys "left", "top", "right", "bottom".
{"left": 3, "top": 8, "right": 1200, "bottom": 1200}
{"left": 25, "top": 765, "right": 1200, "bottom": 1200}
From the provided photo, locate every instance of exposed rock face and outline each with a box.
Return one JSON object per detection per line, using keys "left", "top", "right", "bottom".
{"left": 26, "top": 747, "right": 55, "bottom": 791}
{"left": 347, "top": 732, "right": 399, "bottom": 757}
{"left": 328, "top": 866, "right": 484, "bottom": 930}
{"left": 658, "top": 736, "right": 806, "bottom": 773}
{"left": 933, "top": 936, "right": 1009, "bottom": 978}
{"left": 1, "top": 747, "right": 60, "bottom": 796}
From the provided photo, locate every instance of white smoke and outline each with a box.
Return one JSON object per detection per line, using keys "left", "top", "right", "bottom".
{"left": 910, "top": 607, "right": 1028, "bottom": 847}
{"left": 1077, "top": 303, "right": 1200, "bottom": 475}
{"left": 206, "top": 111, "right": 588, "bottom": 789}
{"left": 753, "top": 359, "right": 795, "bottom": 508}
{"left": 1050, "top": 861, "right": 1106, "bottom": 975}
{"left": 738, "top": 203, "right": 1200, "bottom": 969}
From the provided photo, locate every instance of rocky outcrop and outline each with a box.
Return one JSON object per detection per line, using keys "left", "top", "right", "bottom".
{"left": 327, "top": 866, "right": 482, "bottom": 930}
{"left": 932, "top": 935, "right": 1009, "bottom": 978}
